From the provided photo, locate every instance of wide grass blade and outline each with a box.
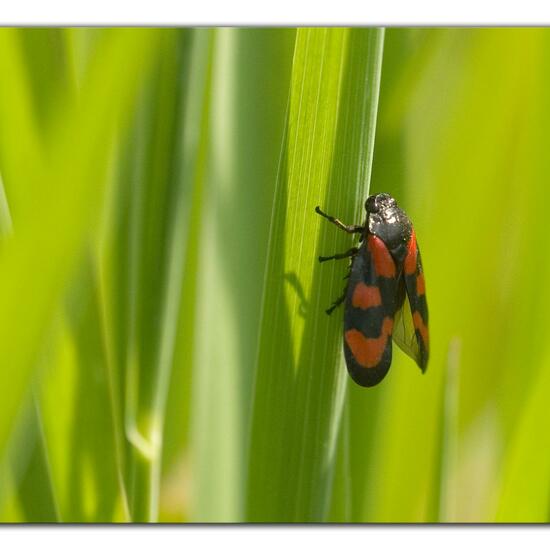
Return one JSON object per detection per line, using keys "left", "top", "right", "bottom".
{"left": 246, "top": 28, "right": 384, "bottom": 522}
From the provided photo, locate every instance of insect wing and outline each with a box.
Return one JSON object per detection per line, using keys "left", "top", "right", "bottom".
{"left": 343, "top": 235, "right": 399, "bottom": 387}
{"left": 393, "top": 278, "right": 421, "bottom": 364}
{"left": 395, "top": 231, "right": 429, "bottom": 371}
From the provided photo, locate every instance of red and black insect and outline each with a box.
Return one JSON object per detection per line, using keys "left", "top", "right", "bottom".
{"left": 316, "top": 193, "right": 429, "bottom": 387}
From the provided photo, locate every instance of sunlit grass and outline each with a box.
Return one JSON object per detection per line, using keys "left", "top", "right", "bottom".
{"left": 1, "top": 27, "right": 550, "bottom": 523}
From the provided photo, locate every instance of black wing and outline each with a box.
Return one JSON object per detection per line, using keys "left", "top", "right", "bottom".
{"left": 343, "top": 235, "right": 400, "bottom": 387}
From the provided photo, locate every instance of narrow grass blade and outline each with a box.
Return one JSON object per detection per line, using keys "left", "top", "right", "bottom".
{"left": 156, "top": 29, "right": 216, "bottom": 521}
{"left": 105, "top": 30, "right": 195, "bottom": 522}
{"left": 188, "top": 28, "right": 296, "bottom": 522}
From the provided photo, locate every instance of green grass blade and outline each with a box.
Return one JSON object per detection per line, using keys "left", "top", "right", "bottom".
{"left": 188, "top": 28, "right": 295, "bottom": 522}
{"left": 246, "top": 28, "right": 384, "bottom": 522}
{"left": 157, "top": 29, "right": 215, "bottom": 522}
{"left": 102, "top": 30, "right": 195, "bottom": 522}
{"left": 329, "top": 29, "right": 415, "bottom": 522}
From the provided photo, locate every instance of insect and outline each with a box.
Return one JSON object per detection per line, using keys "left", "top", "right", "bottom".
{"left": 316, "top": 193, "right": 429, "bottom": 387}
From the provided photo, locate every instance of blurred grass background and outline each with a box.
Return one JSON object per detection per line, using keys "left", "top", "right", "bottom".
{"left": 0, "top": 27, "right": 549, "bottom": 523}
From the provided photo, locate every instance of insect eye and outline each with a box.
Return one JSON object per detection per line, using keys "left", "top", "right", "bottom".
{"left": 365, "top": 196, "right": 378, "bottom": 213}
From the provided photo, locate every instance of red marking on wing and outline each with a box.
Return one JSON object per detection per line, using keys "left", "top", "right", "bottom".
{"left": 404, "top": 232, "right": 418, "bottom": 275}
{"left": 344, "top": 317, "right": 393, "bottom": 369}
{"left": 352, "top": 282, "right": 382, "bottom": 309}
{"left": 416, "top": 272, "right": 425, "bottom": 296}
{"left": 367, "top": 235, "right": 396, "bottom": 278}
{"left": 413, "top": 311, "right": 429, "bottom": 348}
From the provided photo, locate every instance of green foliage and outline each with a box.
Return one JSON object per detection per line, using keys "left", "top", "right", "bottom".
{"left": 1, "top": 27, "right": 550, "bottom": 523}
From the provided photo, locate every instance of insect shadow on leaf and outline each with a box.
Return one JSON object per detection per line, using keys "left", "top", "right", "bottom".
{"left": 283, "top": 272, "right": 309, "bottom": 318}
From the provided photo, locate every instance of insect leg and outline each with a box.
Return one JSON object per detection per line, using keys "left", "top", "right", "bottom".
{"left": 315, "top": 206, "right": 363, "bottom": 234}
{"left": 326, "top": 288, "right": 348, "bottom": 315}
{"left": 319, "top": 247, "right": 359, "bottom": 263}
